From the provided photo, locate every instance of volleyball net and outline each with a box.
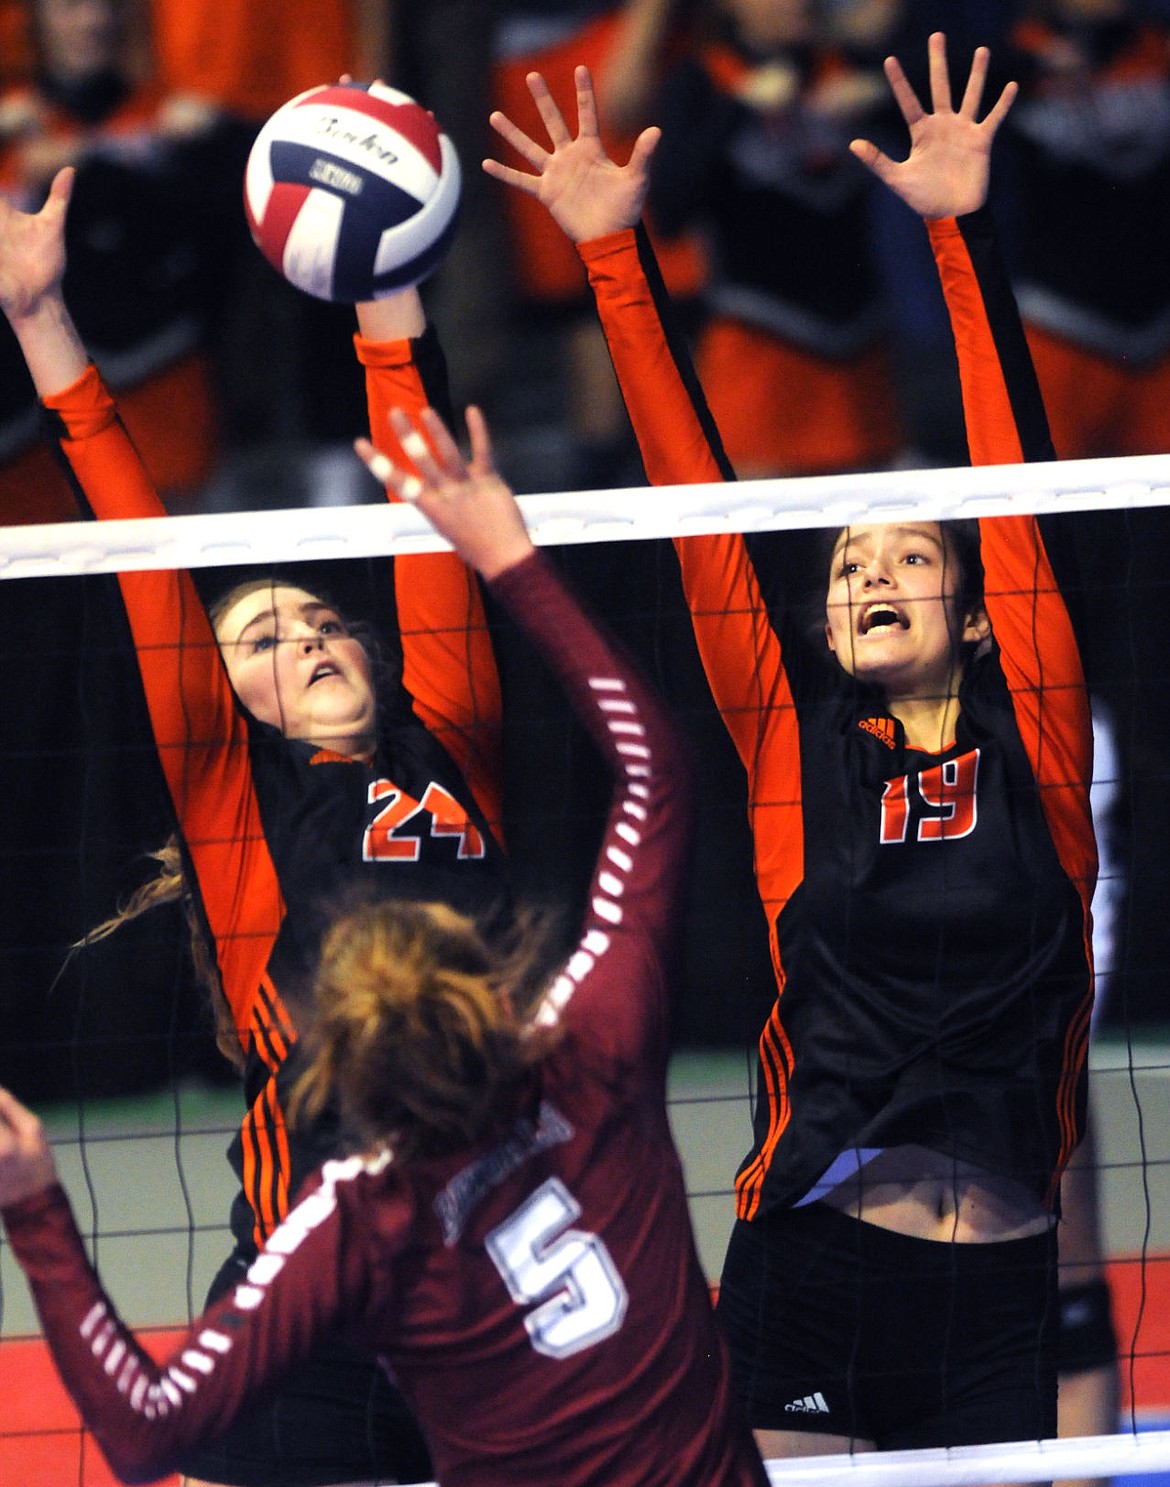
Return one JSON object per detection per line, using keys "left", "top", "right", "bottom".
{"left": 3, "top": 453, "right": 1170, "bottom": 1487}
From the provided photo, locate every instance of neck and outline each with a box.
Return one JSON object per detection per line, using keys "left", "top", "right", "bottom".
{"left": 306, "top": 730, "right": 376, "bottom": 761}
{"left": 886, "top": 678, "right": 963, "bottom": 753}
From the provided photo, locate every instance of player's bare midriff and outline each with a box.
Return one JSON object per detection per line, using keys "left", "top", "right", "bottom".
{"left": 815, "top": 1143, "right": 1054, "bottom": 1242}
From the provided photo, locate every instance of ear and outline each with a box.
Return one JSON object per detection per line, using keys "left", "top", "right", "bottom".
{"left": 962, "top": 606, "right": 991, "bottom": 647}
{"left": 824, "top": 618, "right": 836, "bottom": 655}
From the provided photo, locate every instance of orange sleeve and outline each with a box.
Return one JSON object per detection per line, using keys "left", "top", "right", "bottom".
{"left": 355, "top": 332, "right": 505, "bottom": 847}
{"left": 929, "top": 215, "right": 1096, "bottom": 910}
{"left": 581, "top": 229, "right": 803, "bottom": 915}
{"left": 43, "top": 366, "right": 283, "bottom": 1035}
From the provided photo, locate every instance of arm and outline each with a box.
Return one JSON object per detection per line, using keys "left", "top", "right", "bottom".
{"left": 0, "top": 171, "right": 283, "bottom": 1033}
{"left": 359, "top": 406, "right": 693, "bottom": 1067}
{"left": 485, "top": 68, "right": 798, "bottom": 862}
{"left": 854, "top": 35, "right": 1093, "bottom": 898}
{"left": 0, "top": 1091, "right": 387, "bottom": 1485}
{"left": 355, "top": 293, "right": 505, "bottom": 844}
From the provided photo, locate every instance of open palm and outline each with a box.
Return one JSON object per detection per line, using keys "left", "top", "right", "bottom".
{"left": 850, "top": 33, "right": 1017, "bottom": 220}
{"left": 484, "top": 65, "right": 660, "bottom": 244}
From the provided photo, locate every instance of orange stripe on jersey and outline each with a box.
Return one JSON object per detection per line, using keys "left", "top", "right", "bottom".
{"left": 1047, "top": 987, "right": 1095, "bottom": 1211}
{"left": 241, "top": 1077, "right": 294, "bottom": 1248}
{"left": 736, "top": 945, "right": 795, "bottom": 1221}
{"left": 583, "top": 229, "right": 730, "bottom": 488}
{"left": 672, "top": 536, "right": 806, "bottom": 1214}
{"left": 241, "top": 1094, "right": 273, "bottom": 1249}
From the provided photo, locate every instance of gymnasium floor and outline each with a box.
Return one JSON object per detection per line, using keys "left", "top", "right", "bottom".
{"left": 3, "top": 1037, "right": 1170, "bottom": 1486}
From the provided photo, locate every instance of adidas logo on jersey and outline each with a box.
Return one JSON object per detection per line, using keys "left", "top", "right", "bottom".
{"left": 858, "top": 715, "right": 897, "bottom": 749}
{"left": 784, "top": 1392, "right": 831, "bottom": 1415}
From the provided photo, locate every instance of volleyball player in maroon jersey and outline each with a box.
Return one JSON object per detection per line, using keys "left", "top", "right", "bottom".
{"left": 485, "top": 34, "right": 1097, "bottom": 1458}
{"left": 0, "top": 400, "right": 769, "bottom": 1487}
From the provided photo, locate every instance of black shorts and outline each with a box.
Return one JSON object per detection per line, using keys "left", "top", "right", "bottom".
{"left": 715, "top": 1202, "right": 1058, "bottom": 1451}
{"left": 177, "top": 1252, "right": 433, "bottom": 1487}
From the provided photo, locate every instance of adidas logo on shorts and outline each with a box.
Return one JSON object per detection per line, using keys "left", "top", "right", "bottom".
{"left": 784, "top": 1392, "right": 831, "bottom": 1415}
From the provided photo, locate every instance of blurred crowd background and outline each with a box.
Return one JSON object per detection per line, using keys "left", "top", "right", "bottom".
{"left": 4, "top": 0, "right": 1170, "bottom": 1103}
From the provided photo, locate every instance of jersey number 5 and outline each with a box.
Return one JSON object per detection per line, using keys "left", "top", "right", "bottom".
{"left": 485, "top": 1177, "right": 629, "bottom": 1359}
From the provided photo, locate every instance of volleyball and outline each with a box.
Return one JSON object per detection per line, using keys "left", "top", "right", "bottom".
{"left": 243, "top": 81, "right": 461, "bottom": 303}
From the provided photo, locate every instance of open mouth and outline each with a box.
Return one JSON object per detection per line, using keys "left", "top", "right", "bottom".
{"left": 860, "top": 603, "right": 908, "bottom": 635}
{"left": 308, "top": 661, "right": 342, "bottom": 686}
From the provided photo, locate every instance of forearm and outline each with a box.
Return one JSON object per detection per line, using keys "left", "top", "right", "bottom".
{"left": 580, "top": 225, "right": 732, "bottom": 487}
{"left": 927, "top": 209, "right": 1055, "bottom": 467}
{"left": 6, "top": 291, "right": 88, "bottom": 399}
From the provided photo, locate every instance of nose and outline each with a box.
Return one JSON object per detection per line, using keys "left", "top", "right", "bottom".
{"left": 294, "top": 624, "right": 325, "bottom": 652}
{"left": 861, "top": 559, "right": 892, "bottom": 588}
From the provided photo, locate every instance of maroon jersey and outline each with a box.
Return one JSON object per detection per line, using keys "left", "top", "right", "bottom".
{"left": 4, "top": 551, "right": 769, "bottom": 1487}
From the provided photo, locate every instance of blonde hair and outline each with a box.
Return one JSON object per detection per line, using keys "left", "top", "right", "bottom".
{"left": 76, "top": 836, "right": 243, "bottom": 1070}
{"left": 292, "top": 900, "right": 560, "bottom": 1162}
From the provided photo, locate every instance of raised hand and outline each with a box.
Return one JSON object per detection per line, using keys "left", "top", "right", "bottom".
{"left": 0, "top": 166, "right": 72, "bottom": 321}
{"left": 0, "top": 1087, "right": 56, "bottom": 1209}
{"left": 483, "top": 64, "right": 660, "bottom": 244}
{"left": 355, "top": 406, "right": 534, "bottom": 581}
{"left": 849, "top": 32, "right": 1017, "bottom": 220}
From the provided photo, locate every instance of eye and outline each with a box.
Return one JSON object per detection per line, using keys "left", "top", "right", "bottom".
{"left": 250, "top": 633, "right": 277, "bottom": 654}
{"left": 318, "top": 617, "right": 347, "bottom": 637}
{"left": 903, "top": 551, "right": 928, "bottom": 566}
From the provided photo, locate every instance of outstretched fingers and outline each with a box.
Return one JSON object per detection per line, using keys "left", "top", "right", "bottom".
{"left": 881, "top": 53, "right": 925, "bottom": 129}
{"left": 926, "top": 30, "right": 953, "bottom": 114}
{"left": 462, "top": 405, "right": 496, "bottom": 475}
{"left": 486, "top": 107, "right": 548, "bottom": 175}
{"left": 527, "top": 69, "right": 574, "bottom": 148}
{"left": 413, "top": 406, "right": 476, "bottom": 479}
{"left": 571, "top": 65, "right": 601, "bottom": 140}
{"left": 848, "top": 135, "right": 893, "bottom": 183}
{"left": 980, "top": 77, "right": 1019, "bottom": 134}
{"left": 45, "top": 165, "right": 75, "bottom": 216}
{"left": 958, "top": 44, "right": 989, "bottom": 118}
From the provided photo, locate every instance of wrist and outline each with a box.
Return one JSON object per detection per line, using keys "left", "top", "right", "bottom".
{"left": 6, "top": 294, "right": 89, "bottom": 398}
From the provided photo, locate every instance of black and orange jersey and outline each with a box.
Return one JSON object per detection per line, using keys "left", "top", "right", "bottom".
{"left": 43, "top": 334, "right": 508, "bottom": 1253}
{"left": 578, "top": 214, "right": 1096, "bottom": 1216}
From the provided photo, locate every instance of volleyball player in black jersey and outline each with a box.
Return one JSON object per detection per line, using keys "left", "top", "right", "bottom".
{"left": 485, "top": 35, "right": 1098, "bottom": 1459}
{"left": 0, "top": 167, "right": 511, "bottom": 1487}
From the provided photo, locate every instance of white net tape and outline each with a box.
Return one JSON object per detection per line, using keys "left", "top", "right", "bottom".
{"left": 394, "top": 1432, "right": 1170, "bottom": 1487}
{"left": 4, "top": 451, "right": 1170, "bottom": 577}
{"left": 759, "top": 1431, "right": 1170, "bottom": 1485}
